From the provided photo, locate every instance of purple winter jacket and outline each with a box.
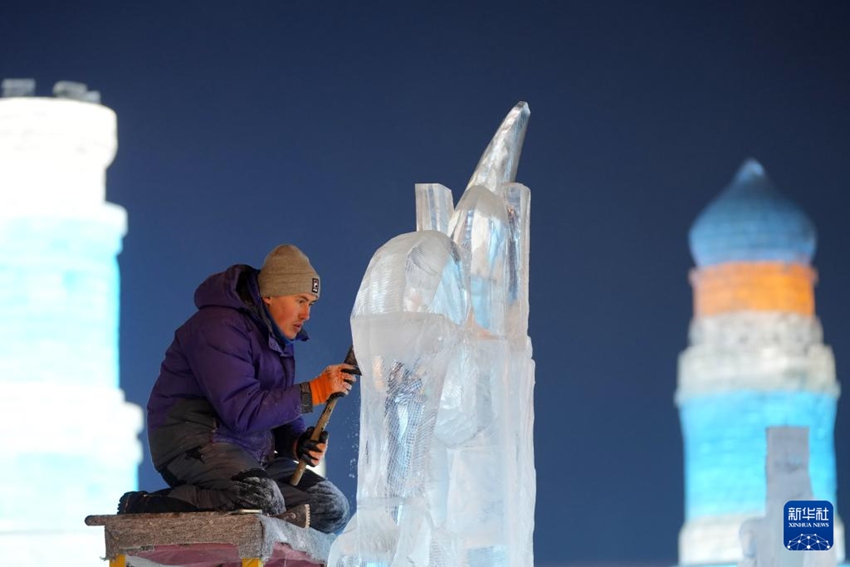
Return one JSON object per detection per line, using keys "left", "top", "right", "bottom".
{"left": 147, "top": 264, "right": 308, "bottom": 470}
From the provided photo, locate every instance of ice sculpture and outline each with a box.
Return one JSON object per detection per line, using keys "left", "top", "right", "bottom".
{"left": 328, "top": 102, "right": 535, "bottom": 567}
{"left": 677, "top": 160, "right": 844, "bottom": 566}
{"left": 739, "top": 427, "right": 837, "bottom": 567}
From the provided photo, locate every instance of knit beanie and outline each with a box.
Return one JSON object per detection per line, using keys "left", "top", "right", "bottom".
{"left": 257, "top": 244, "right": 321, "bottom": 299}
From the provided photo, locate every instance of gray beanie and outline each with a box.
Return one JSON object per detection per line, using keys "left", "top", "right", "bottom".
{"left": 258, "top": 244, "right": 321, "bottom": 299}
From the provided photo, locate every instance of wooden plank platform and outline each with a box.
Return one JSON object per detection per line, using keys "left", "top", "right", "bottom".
{"left": 85, "top": 511, "right": 335, "bottom": 567}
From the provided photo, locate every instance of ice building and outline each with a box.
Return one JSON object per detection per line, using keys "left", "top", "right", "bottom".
{"left": 675, "top": 159, "right": 844, "bottom": 566}
{"left": 0, "top": 79, "right": 142, "bottom": 564}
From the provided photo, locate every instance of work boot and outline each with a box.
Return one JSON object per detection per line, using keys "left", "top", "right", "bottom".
{"left": 117, "top": 490, "right": 200, "bottom": 514}
{"left": 274, "top": 504, "right": 310, "bottom": 529}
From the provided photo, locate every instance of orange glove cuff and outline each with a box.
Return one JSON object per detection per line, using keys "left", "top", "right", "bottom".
{"left": 310, "top": 377, "right": 334, "bottom": 406}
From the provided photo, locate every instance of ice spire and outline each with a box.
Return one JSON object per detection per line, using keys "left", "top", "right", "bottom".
{"left": 466, "top": 101, "right": 530, "bottom": 192}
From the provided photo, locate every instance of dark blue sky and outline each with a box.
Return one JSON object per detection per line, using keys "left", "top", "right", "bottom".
{"left": 3, "top": 1, "right": 849, "bottom": 564}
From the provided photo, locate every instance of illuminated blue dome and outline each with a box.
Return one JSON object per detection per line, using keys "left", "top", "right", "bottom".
{"left": 689, "top": 159, "right": 816, "bottom": 267}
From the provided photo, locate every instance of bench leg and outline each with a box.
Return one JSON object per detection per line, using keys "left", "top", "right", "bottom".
{"left": 110, "top": 555, "right": 127, "bottom": 567}
{"left": 242, "top": 559, "right": 263, "bottom": 567}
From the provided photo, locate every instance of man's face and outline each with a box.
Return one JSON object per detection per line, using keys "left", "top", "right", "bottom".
{"left": 262, "top": 293, "right": 317, "bottom": 340}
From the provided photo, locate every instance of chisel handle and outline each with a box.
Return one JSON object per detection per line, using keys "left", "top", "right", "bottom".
{"left": 290, "top": 397, "right": 339, "bottom": 486}
{"left": 290, "top": 347, "right": 359, "bottom": 487}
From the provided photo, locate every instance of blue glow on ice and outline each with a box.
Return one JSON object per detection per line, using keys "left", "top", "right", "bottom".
{"left": 0, "top": 217, "right": 123, "bottom": 388}
{"left": 689, "top": 159, "right": 816, "bottom": 268}
{"left": 680, "top": 390, "right": 837, "bottom": 519}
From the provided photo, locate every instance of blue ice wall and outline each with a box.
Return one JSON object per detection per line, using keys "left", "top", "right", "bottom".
{"left": 680, "top": 390, "right": 837, "bottom": 520}
{"left": 0, "top": 214, "right": 124, "bottom": 389}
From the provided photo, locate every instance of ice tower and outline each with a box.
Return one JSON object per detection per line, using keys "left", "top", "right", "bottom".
{"left": 0, "top": 79, "right": 143, "bottom": 564}
{"left": 675, "top": 159, "right": 843, "bottom": 566}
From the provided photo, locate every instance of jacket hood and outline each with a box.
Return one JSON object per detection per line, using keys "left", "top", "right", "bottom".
{"left": 194, "top": 264, "right": 258, "bottom": 311}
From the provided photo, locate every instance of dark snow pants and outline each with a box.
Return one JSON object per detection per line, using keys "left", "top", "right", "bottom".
{"left": 158, "top": 442, "right": 350, "bottom": 534}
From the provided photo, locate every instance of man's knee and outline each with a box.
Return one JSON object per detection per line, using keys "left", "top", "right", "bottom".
{"left": 306, "top": 480, "right": 350, "bottom": 533}
{"left": 166, "top": 467, "right": 286, "bottom": 514}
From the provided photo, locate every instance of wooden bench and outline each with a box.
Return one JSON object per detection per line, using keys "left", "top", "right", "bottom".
{"left": 85, "top": 511, "right": 335, "bottom": 567}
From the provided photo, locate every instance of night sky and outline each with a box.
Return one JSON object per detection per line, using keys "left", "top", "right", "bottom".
{"left": 3, "top": 2, "right": 850, "bottom": 565}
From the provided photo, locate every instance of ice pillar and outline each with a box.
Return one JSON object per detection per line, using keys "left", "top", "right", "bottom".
{"left": 329, "top": 102, "right": 535, "bottom": 567}
{"left": 739, "top": 427, "right": 838, "bottom": 567}
{"left": 0, "top": 79, "right": 143, "bottom": 565}
{"left": 676, "top": 160, "right": 843, "bottom": 566}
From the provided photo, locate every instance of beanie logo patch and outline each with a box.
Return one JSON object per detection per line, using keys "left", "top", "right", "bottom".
{"left": 312, "top": 278, "right": 320, "bottom": 294}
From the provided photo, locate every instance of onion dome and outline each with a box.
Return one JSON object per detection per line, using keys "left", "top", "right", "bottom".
{"left": 689, "top": 159, "right": 816, "bottom": 267}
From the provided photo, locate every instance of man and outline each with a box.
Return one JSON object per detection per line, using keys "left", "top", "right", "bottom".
{"left": 119, "top": 244, "right": 355, "bottom": 533}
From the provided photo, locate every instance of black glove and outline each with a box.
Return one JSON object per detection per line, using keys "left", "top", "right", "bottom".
{"left": 296, "top": 426, "right": 329, "bottom": 466}
{"left": 229, "top": 476, "right": 285, "bottom": 515}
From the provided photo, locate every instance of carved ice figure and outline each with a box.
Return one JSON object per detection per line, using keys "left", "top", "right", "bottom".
{"left": 329, "top": 103, "right": 535, "bottom": 567}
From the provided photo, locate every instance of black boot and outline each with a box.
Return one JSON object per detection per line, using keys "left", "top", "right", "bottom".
{"left": 117, "top": 490, "right": 200, "bottom": 514}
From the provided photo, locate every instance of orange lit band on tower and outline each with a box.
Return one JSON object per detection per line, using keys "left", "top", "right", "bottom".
{"left": 691, "top": 261, "right": 816, "bottom": 317}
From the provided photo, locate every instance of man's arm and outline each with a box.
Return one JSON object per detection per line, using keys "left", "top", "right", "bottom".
{"left": 183, "top": 315, "right": 303, "bottom": 433}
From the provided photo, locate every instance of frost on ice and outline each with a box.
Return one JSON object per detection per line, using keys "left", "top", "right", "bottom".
{"left": 328, "top": 102, "right": 535, "bottom": 567}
